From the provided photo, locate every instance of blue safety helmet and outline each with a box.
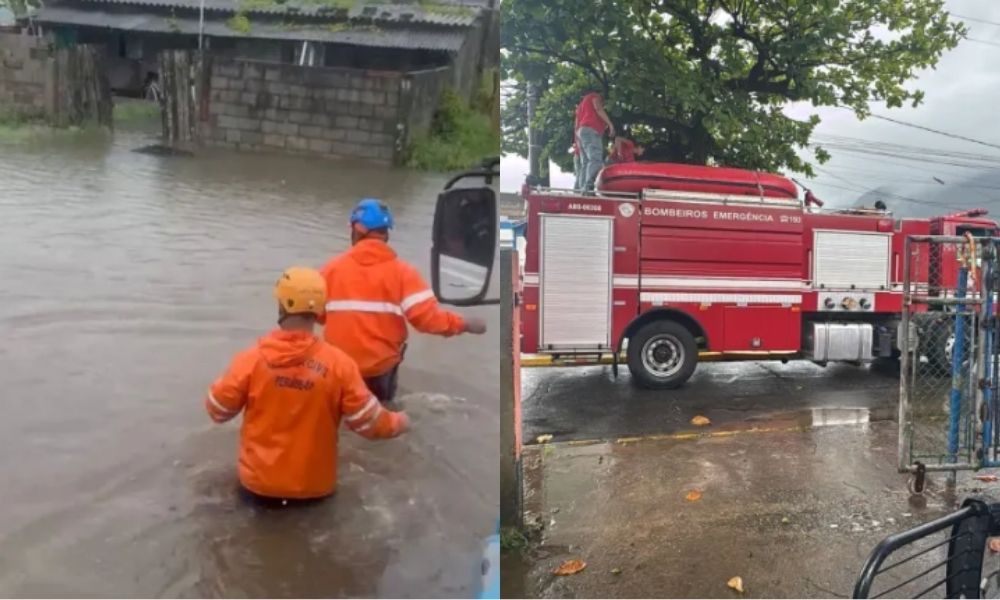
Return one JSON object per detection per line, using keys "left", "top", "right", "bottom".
{"left": 350, "top": 198, "right": 394, "bottom": 231}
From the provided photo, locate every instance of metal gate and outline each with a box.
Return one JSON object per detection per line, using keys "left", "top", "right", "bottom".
{"left": 898, "top": 234, "right": 1000, "bottom": 484}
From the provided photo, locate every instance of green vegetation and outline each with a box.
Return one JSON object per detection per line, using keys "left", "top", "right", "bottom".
{"left": 502, "top": 0, "right": 965, "bottom": 176}
{"left": 226, "top": 12, "right": 252, "bottom": 33}
{"left": 113, "top": 99, "right": 160, "bottom": 124}
{"left": 499, "top": 526, "right": 530, "bottom": 553}
{"left": 406, "top": 84, "right": 501, "bottom": 172}
{"left": 327, "top": 20, "right": 380, "bottom": 33}
{"left": 417, "top": 0, "right": 473, "bottom": 17}
{"left": 0, "top": 111, "right": 106, "bottom": 143}
{"left": 167, "top": 10, "right": 181, "bottom": 33}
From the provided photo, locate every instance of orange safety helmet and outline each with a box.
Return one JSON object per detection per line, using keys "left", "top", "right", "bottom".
{"left": 274, "top": 267, "right": 327, "bottom": 321}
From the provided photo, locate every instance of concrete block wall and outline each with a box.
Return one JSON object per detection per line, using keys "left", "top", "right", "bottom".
{"left": 0, "top": 33, "right": 51, "bottom": 119}
{"left": 206, "top": 59, "right": 405, "bottom": 163}
{"left": 399, "top": 65, "right": 451, "bottom": 147}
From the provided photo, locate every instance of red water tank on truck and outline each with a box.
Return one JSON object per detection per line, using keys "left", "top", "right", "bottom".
{"left": 518, "top": 161, "right": 999, "bottom": 388}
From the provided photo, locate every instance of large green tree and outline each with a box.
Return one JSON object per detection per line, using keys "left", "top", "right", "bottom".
{"left": 502, "top": 0, "right": 965, "bottom": 176}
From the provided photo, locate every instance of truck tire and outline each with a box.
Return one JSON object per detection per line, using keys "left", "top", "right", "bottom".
{"left": 627, "top": 320, "right": 698, "bottom": 389}
{"left": 921, "top": 317, "right": 954, "bottom": 375}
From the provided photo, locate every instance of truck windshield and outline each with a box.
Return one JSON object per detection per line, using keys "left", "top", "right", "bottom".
{"left": 957, "top": 227, "right": 993, "bottom": 237}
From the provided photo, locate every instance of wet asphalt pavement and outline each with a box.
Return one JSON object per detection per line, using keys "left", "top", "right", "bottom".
{"left": 510, "top": 357, "right": 1000, "bottom": 598}
{"left": 522, "top": 359, "right": 902, "bottom": 444}
{"left": 0, "top": 127, "right": 497, "bottom": 597}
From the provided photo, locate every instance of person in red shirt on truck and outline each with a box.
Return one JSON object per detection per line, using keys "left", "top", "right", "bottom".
{"left": 204, "top": 266, "right": 409, "bottom": 506}
{"left": 608, "top": 136, "right": 645, "bottom": 164}
{"left": 319, "top": 199, "right": 488, "bottom": 404}
{"left": 572, "top": 139, "right": 583, "bottom": 191}
{"left": 575, "top": 90, "right": 615, "bottom": 191}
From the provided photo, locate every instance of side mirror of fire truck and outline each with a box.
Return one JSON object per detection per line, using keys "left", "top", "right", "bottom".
{"left": 431, "top": 157, "right": 500, "bottom": 306}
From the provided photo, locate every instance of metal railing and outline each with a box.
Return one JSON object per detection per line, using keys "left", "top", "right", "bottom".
{"left": 855, "top": 499, "right": 997, "bottom": 599}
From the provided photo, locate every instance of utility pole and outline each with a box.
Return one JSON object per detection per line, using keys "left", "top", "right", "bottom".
{"left": 526, "top": 81, "right": 543, "bottom": 186}
{"left": 500, "top": 248, "right": 523, "bottom": 529}
{"left": 198, "top": 0, "right": 205, "bottom": 52}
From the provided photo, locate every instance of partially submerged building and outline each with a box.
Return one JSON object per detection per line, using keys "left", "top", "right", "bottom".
{"left": 31, "top": 0, "right": 497, "bottom": 162}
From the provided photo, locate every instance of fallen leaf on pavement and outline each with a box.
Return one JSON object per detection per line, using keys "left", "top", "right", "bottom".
{"left": 685, "top": 490, "right": 703, "bottom": 502}
{"left": 536, "top": 434, "right": 553, "bottom": 444}
{"left": 691, "top": 415, "right": 711, "bottom": 426}
{"left": 553, "top": 559, "right": 586, "bottom": 576}
{"left": 727, "top": 576, "right": 745, "bottom": 593}
{"left": 975, "top": 474, "right": 999, "bottom": 482}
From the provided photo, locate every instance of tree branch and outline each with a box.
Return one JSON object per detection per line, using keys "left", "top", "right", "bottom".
{"left": 510, "top": 44, "right": 605, "bottom": 85}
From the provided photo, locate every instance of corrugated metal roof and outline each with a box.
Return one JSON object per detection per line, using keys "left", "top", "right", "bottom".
{"left": 59, "top": 0, "right": 480, "bottom": 27}
{"left": 34, "top": 5, "right": 468, "bottom": 50}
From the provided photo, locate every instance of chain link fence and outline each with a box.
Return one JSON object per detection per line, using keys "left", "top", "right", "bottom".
{"left": 900, "top": 236, "right": 981, "bottom": 476}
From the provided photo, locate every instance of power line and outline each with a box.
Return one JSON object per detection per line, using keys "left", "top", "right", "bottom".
{"left": 965, "top": 37, "right": 1000, "bottom": 48}
{"left": 952, "top": 13, "right": 1000, "bottom": 27}
{"left": 809, "top": 142, "right": 1000, "bottom": 171}
{"left": 814, "top": 133, "right": 1000, "bottom": 163}
{"left": 817, "top": 168, "right": 1000, "bottom": 191}
{"left": 812, "top": 166, "right": 998, "bottom": 209}
{"left": 862, "top": 112, "right": 1000, "bottom": 153}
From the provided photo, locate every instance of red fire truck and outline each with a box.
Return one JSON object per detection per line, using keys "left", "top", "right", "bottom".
{"left": 519, "top": 161, "right": 999, "bottom": 389}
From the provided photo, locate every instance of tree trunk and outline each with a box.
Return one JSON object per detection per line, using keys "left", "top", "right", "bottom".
{"left": 490, "top": 69, "right": 500, "bottom": 134}
{"left": 689, "top": 113, "right": 710, "bottom": 165}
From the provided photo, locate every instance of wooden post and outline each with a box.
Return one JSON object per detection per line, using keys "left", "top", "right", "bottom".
{"left": 44, "top": 43, "right": 111, "bottom": 129}
{"left": 158, "top": 49, "right": 202, "bottom": 146}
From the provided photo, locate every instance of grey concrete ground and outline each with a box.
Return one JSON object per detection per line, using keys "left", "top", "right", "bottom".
{"left": 507, "top": 359, "right": 995, "bottom": 598}
{"left": 506, "top": 422, "right": 1000, "bottom": 599}
{"left": 522, "top": 359, "right": 901, "bottom": 444}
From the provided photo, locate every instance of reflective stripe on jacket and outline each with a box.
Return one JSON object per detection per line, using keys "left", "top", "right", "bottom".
{"left": 204, "top": 329, "right": 405, "bottom": 499}
{"left": 319, "top": 238, "right": 466, "bottom": 378}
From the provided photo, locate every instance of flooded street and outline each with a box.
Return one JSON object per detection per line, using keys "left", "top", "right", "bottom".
{"left": 0, "top": 128, "right": 498, "bottom": 597}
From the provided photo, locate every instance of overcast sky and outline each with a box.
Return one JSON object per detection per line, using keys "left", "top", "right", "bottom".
{"left": 500, "top": 0, "right": 1000, "bottom": 216}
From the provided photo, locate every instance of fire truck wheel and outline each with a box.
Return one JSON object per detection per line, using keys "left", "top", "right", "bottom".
{"left": 921, "top": 319, "right": 954, "bottom": 376}
{"left": 627, "top": 320, "right": 698, "bottom": 389}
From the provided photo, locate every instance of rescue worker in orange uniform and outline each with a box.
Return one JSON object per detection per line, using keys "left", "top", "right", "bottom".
{"left": 320, "top": 199, "right": 488, "bottom": 404}
{"left": 204, "top": 266, "right": 409, "bottom": 505}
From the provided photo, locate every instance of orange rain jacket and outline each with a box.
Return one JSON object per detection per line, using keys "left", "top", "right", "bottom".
{"left": 319, "top": 238, "right": 466, "bottom": 378}
{"left": 204, "top": 329, "right": 405, "bottom": 499}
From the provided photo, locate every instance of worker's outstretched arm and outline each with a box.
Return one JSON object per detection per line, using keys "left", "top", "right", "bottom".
{"left": 205, "top": 349, "right": 254, "bottom": 423}
{"left": 399, "top": 264, "right": 470, "bottom": 336}
{"left": 337, "top": 357, "right": 408, "bottom": 439}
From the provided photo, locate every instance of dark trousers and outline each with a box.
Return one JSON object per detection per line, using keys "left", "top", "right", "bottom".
{"left": 364, "top": 366, "right": 400, "bottom": 404}
{"left": 364, "top": 344, "right": 405, "bottom": 404}
{"left": 238, "top": 485, "right": 327, "bottom": 509}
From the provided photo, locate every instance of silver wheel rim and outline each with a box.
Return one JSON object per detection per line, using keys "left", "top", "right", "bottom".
{"left": 641, "top": 334, "right": 685, "bottom": 378}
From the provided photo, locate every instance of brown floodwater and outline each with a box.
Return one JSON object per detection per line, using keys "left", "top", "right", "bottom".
{"left": 0, "top": 127, "right": 498, "bottom": 597}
